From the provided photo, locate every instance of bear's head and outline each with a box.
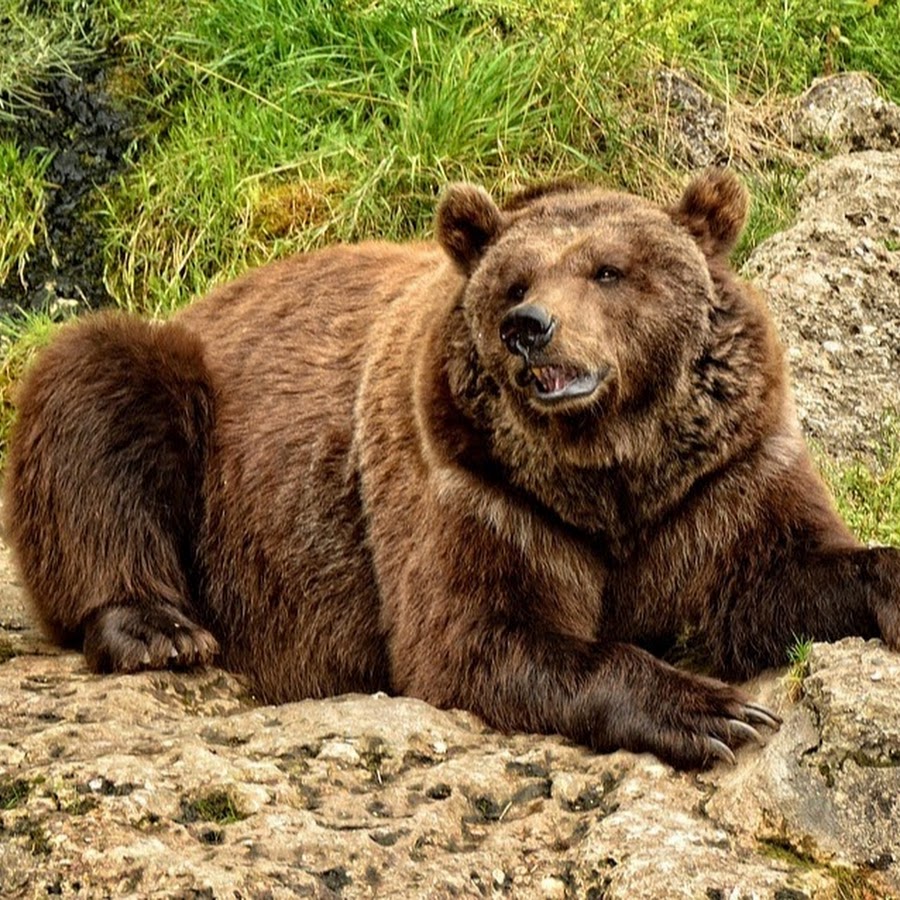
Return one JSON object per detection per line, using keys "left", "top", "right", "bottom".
{"left": 438, "top": 168, "right": 747, "bottom": 411}
{"left": 435, "top": 169, "right": 777, "bottom": 479}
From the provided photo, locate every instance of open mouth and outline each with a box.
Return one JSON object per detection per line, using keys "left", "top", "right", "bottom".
{"left": 521, "top": 364, "right": 604, "bottom": 401}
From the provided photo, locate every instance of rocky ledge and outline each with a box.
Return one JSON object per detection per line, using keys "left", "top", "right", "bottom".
{"left": 747, "top": 149, "right": 900, "bottom": 460}
{"left": 1, "top": 617, "right": 899, "bottom": 897}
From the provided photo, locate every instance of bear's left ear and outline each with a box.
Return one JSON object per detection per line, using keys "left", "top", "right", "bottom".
{"left": 670, "top": 168, "right": 749, "bottom": 257}
{"left": 436, "top": 184, "right": 504, "bottom": 274}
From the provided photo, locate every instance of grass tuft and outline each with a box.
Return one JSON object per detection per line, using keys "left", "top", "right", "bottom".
{"left": 0, "top": 141, "right": 53, "bottom": 287}
{"left": 821, "top": 414, "right": 900, "bottom": 548}
{"left": 734, "top": 165, "right": 806, "bottom": 266}
{"left": 0, "top": 777, "right": 31, "bottom": 810}
{"left": 0, "top": 311, "right": 64, "bottom": 464}
{"left": 784, "top": 636, "right": 814, "bottom": 702}
{"left": 178, "top": 789, "right": 247, "bottom": 826}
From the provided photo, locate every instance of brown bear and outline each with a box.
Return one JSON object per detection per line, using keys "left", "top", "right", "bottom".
{"left": 5, "top": 169, "right": 899, "bottom": 770}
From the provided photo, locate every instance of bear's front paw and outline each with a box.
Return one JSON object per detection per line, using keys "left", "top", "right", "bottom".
{"left": 83, "top": 602, "right": 219, "bottom": 674}
{"left": 613, "top": 674, "right": 781, "bottom": 770}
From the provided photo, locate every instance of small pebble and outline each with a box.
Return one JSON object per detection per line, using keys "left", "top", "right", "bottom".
{"left": 318, "top": 741, "right": 360, "bottom": 765}
{"left": 541, "top": 876, "right": 567, "bottom": 899}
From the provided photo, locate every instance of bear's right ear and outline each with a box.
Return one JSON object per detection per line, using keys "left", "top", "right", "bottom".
{"left": 436, "top": 184, "right": 503, "bottom": 274}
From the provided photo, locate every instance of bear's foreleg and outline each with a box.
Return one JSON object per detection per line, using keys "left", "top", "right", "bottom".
{"left": 708, "top": 543, "right": 900, "bottom": 678}
{"left": 4, "top": 313, "right": 219, "bottom": 672}
{"left": 381, "top": 522, "right": 780, "bottom": 770}
{"left": 393, "top": 610, "right": 779, "bottom": 769}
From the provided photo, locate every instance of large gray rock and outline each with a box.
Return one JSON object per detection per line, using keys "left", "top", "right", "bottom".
{"left": 783, "top": 73, "right": 900, "bottom": 154}
{"left": 654, "top": 69, "right": 730, "bottom": 168}
{"left": 2, "top": 643, "right": 899, "bottom": 898}
{"left": 745, "top": 150, "right": 900, "bottom": 461}
{"left": 709, "top": 640, "right": 900, "bottom": 873}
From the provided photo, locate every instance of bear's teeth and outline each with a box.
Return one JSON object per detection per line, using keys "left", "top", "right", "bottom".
{"left": 531, "top": 366, "right": 572, "bottom": 393}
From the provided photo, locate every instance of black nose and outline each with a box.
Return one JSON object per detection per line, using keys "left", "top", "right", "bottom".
{"left": 499, "top": 304, "right": 555, "bottom": 358}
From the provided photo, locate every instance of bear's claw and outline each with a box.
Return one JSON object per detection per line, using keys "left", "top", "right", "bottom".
{"left": 743, "top": 703, "right": 782, "bottom": 731}
{"left": 727, "top": 718, "right": 766, "bottom": 746}
{"left": 706, "top": 737, "right": 737, "bottom": 766}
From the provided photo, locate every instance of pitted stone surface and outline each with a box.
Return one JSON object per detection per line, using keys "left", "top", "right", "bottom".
{"left": 745, "top": 150, "right": 900, "bottom": 461}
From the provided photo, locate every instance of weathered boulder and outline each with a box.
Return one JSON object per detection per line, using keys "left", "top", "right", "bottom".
{"left": 745, "top": 149, "right": 900, "bottom": 461}
{"left": 783, "top": 73, "right": 900, "bottom": 155}
{"left": 654, "top": 68, "right": 730, "bottom": 168}
{"left": 709, "top": 640, "right": 900, "bottom": 876}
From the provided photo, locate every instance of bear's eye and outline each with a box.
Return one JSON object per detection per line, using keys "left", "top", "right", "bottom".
{"left": 593, "top": 266, "right": 622, "bottom": 284}
{"left": 507, "top": 282, "right": 529, "bottom": 303}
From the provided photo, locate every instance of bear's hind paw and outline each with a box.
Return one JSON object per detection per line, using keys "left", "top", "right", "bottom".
{"left": 83, "top": 602, "right": 219, "bottom": 674}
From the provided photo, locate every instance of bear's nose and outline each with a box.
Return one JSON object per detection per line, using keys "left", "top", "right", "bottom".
{"left": 499, "top": 304, "right": 556, "bottom": 358}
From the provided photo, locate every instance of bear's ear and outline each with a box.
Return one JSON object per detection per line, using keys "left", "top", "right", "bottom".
{"left": 670, "top": 168, "right": 749, "bottom": 257}
{"left": 436, "top": 184, "right": 503, "bottom": 273}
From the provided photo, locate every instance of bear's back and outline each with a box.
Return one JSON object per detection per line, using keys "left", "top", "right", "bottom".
{"left": 178, "top": 242, "right": 442, "bottom": 388}
{"left": 175, "top": 241, "right": 447, "bottom": 478}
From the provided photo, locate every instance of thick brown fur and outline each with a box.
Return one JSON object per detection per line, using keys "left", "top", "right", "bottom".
{"left": 6, "top": 169, "right": 900, "bottom": 769}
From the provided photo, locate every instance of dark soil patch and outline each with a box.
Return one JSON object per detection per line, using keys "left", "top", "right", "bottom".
{"left": 0, "top": 777, "right": 31, "bottom": 809}
{"left": 0, "top": 59, "right": 142, "bottom": 316}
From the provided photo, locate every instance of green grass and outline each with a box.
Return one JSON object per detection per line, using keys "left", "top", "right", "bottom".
{"left": 823, "top": 416, "right": 900, "bottom": 548}
{"left": 108, "top": 0, "right": 899, "bottom": 314}
{"left": 652, "top": 0, "right": 900, "bottom": 99}
{"left": 0, "top": 0, "right": 97, "bottom": 122}
{"left": 0, "top": 310, "right": 64, "bottom": 462}
{"left": 733, "top": 166, "right": 807, "bottom": 266}
{"left": 179, "top": 789, "right": 247, "bottom": 825}
{"left": 0, "top": 776, "right": 31, "bottom": 810}
{"left": 1, "top": 0, "right": 897, "bottom": 315}
{"left": 785, "top": 636, "right": 814, "bottom": 700}
{"left": 0, "top": 140, "right": 52, "bottom": 287}
{"left": 98, "top": 1, "right": 581, "bottom": 313}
